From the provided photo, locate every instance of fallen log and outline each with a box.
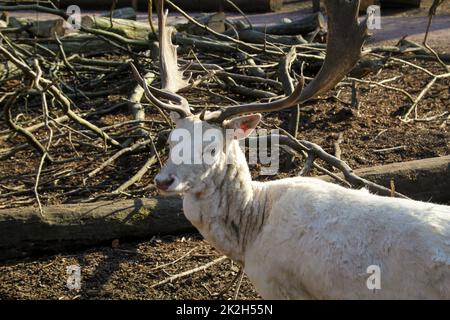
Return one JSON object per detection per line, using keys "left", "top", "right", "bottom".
{"left": 8, "top": 16, "right": 66, "bottom": 38}
{"left": 1, "top": 156, "right": 449, "bottom": 261}
{"left": 172, "top": 0, "right": 284, "bottom": 12}
{"left": 55, "top": 0, "right": 282, "bottom": 12}
{"left": 175, "top": 34, "right": 245, "bottom": 54}
{"left": 81, "top": 16, "right": 153, "bottom": 40}
{"left": 178, "top": 12, "right": 226, "bottom": 35}
{"left": 253, "top": 12, "right": 325, "bottom": 35}
{"left": 399, "top": 39, "right": 450, "bottom": 62}
{"left": 0, "top": 197, "right": 190, "bottom": 261}
{"left": 100, "top": 6, "right": 137, "bottom": 20}
{"left": 37, "top": 34, "right": 122, "bottom": 55}
{"left": 349, "top": 57, "right": 385, "bottom": 78}
{"left": 319, "top": 155, "right": 450, "bottom": 203}
{"left": 223, "top": 28, "right": 308, "bottom": 45}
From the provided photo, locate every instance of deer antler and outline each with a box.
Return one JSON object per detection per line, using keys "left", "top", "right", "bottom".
{"left": 130, "top": 0, "right": 191, "bottom": 118}
{"left": 204, "top": 0, "right": 368, "bottom": 123}
{"left": 130, "top": 63, "right": 191, "bottom": 117}
{"left": 156, "top": 0, "right": 188, "bottom": 93}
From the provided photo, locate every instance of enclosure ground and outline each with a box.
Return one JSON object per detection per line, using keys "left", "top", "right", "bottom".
{"left": 0, "top": 234, "right": 260, "bottom": 300}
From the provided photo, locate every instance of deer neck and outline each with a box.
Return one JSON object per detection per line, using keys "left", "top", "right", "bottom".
{"left": 183, "top": 140, "right": 269, "bottom": 265}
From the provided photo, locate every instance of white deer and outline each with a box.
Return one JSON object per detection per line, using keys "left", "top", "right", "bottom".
{"left": 132, "top": 0, "right": 450, "bottom": 299}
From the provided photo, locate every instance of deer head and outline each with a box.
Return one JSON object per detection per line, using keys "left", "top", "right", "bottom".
{"left": 131, "top": 0, "right": 368, "bottom": 195}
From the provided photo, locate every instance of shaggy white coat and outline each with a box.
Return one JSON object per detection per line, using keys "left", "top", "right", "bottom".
{"left": 157, "top": 115, "right": 450, "bottom": 299}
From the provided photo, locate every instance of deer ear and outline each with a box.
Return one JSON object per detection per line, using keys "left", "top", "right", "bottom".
{"left": 224, "top": 114, "right": 261, "bottom": 140}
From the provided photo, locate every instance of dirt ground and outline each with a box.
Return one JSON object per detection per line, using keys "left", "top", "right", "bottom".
{"left": 0, "top": 1, "right": 449, "bottom": 300}
{"left": 0, "top": 234, "right": 260, "bottom": 300}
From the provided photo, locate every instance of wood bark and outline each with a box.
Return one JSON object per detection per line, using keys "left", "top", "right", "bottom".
{"left": 57, "top": 0, "right": 283, "bottom": 12}
{"left": 223, "top": 28, "right": 307, "bottom": 45}
{"left": 8, "top": 17, "right": 66, "bottom": 38}
{"left": 178, "top": 12, "right": 226, "bottom": 35}
{"left": 100, "top": 6, "right": 137, "bottom": 20}
{"left": 81, "top": 16, "right": 152, "bottom": 40}
{"left": 157, "top": 0, "right": 283, "bottom": 13}
{"left": 319, "top": 155, "right": 450, "bottom": 203}
{"left": 253, "top": 12, "right": 325, "bottom": 35}
{"left": 214, "top": 0, "right": 285, "bottom": 12}
{"left": 43, "top": 36, "right": 118, "bottom": 55}
{"left": 0, "top": 197, "right": 190, "bottom": 261}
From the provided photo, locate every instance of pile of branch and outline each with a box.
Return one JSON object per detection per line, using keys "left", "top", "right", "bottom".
{"left": 0, "top": 0, "right": 449, "bottom": 213}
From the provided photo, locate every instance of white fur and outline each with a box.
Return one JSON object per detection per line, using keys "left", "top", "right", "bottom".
{"left": 156, "top": 115, "right": 450, "bottom": 299}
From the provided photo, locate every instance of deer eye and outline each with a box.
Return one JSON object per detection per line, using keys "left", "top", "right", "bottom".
{"left": 210, "top": 148, "right": 216, "bottom": 157}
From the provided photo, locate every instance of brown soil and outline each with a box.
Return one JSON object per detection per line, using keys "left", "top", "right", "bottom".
{"left": 0, "top": 234, "right": 260, "bottom": 300}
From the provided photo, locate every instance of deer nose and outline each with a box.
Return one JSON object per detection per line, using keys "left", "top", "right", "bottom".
{"left": 155, "top": 176, "right": 175, "bottom": 191}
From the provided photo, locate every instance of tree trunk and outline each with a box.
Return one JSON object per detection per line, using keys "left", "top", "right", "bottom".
{"left": 223, "top": 29, "right": 307, "bottom": 45}
{"left": 178, "top": 12, "right": 226, "bottom": 35}
{"left": 57, "top": 0, "right": 283, "bottom": 12}
{"left": 8, "top": 17, "right": 66, "bottom": 38}
{"left": 100, "top": 6, "right": 137, "bottom": 20}
{"left": 253, "top": 12, "right": 325, "bottom": 35}
{"left": 0, "top": 197, "right": 191, "bottom": 261}
{"left": 167, "top": 0, "right": 283, "bottom": 12}
{"left": 41, "top": 34, "right": 119, "bottom": 55}
{"left": 81, "top": 16, "right": 152, "bottom": 40}
{"left": 319, "top": 155, "right": 450, "bottom": 203}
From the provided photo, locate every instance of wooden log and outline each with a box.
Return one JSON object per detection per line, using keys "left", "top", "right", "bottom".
{"left": 100, "top": 6, "right": 137, "bottom": 20}
{"left": 319, "top": 155, "right": 450, "bottom": 203}
{"left": 164, "top": 0, "right": 283, "bottom": 12}
{"left": 400, "top": 39, "right": 450, "bottom": 62}
{"left": 224, "top": 28, "right": 307, "bottom": 45}
{"left": 0, "top": 156, "right": 449, "bottom": 261}
{"left": 253, "top": 12, "right": 325, "bottom": 35}
{"left": 57, "top": 0, "right": 283, "bottom": 12}
{"left": 175, "top": 34, "right": 245, "bottom": 54}
{"left": 349, "top": 58, "right": 385, "bottom": 78}
{"left": 8, "top": 17, "right": 66, "bottom": 38}
{"left": 380, "top": 0, "right": 421, "bottom": 9}
{"left": 235, "top": 52, "right": 266, "bottom": 78}
{"left": 178, "top": 12, "right": 226, "bottom": 35}
{"left": 0, "top": 197, "right": 191, "bottom": 261}
{"left": 81, "top": 16, "right": 152, "bottom": 40}
{"left": 41, "top": 34, "right": 119, "bottom": 55}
